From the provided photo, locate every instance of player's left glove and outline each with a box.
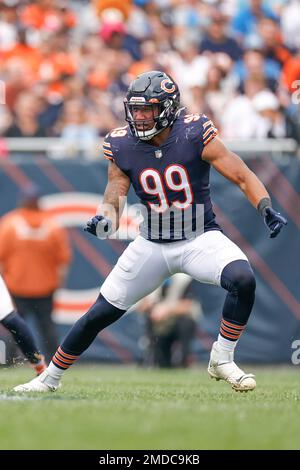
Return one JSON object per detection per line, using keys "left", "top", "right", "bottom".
{"left": 258, "top": 198, "right": 287, "bottom": 238}
{"left": 263, "top": 207, "right": 287, "bottom": 238}
{"left": 83, "top": 215, "right": 112, "bottom": 239}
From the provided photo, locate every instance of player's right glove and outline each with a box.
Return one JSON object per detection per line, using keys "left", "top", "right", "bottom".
{"left": 258, "top": 198, "right": 287, "bottom": 238}
{"left": 83, "top": 215, "right": 112, "bottom": 239}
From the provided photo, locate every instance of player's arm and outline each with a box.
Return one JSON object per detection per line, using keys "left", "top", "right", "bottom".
{"left": 202, "top": 136, "right": 287, "bottom": 237}
{"left": 202, "top": 136, "right": 269, "bottom": 207}
{"left": 84, "top": 161, "right": 131, "bottom": 239}
{"left": 101, "top": 161, "right": 131, "bottom": 229}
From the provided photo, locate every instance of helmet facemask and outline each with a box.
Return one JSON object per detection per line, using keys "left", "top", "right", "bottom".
{"left": 124, "top": 97, "right": 179, "bottom": 141}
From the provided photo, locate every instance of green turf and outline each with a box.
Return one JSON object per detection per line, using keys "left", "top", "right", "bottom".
{"left": 0, "top": 365, "right": 299, "bottom": 450}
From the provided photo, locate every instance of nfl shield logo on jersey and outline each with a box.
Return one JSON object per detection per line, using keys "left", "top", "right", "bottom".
{"left": 155, "top": 149, "right": 163, "bottom": 159}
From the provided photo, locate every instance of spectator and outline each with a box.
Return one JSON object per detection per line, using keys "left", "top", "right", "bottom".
{"left": 258, "top": 17, "right": 292, "bottom": 67}
{"left": 0, "top": 0, "right": 298, "bottom": 143}
{"left": 221, "top": 76, "right": 268, "bottom": 138}
{"left": 281, "top": 0, "right": 300, "bottom": 50}
{"left": 4, "top": 91, "right": 47, "bottom": 137}
{"left": 232, "top": 0, "right": 278, "bottom": 44}
{"left": 171, "top": 0, "right": 206, "bottom": 45}
{"left": 20, "top": 0, "right": 76, "bottom": 33}
{"left": 204, "top": 65, "right": 236, "bottom": 126}
{"left": 0, "top": 3, "right": 18, "bottom": 52}
{"left": 167, "top": 39, "right": 210, "bottom": 111}
{"left": 138, "top": 274, "right": 201, "bottom": 368}
{"left": 281, "top": 49, "right": 300, "bottom": 93}
{"left": 99, "top": 20, "right": 141, "bottom": 61}
{"left": 59, "top": 98, "right": 99, "bottom": 141}
{"left": 1, "top": 29, "right": 41, "bottom": 106}
{"left": 234, "top": 48, "right": 280, "bottom": 92}
{"left": 252, "top": 89, "right": 300, "bottom": 139}
{"left": 201, "top": 11, "right": 243, "bottom": 62}
{"left": 0, "top": 184, "right": 72, "bottom": 362}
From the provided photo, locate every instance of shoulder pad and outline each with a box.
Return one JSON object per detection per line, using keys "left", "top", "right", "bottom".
{"left": 102, "top": 126, "right": 129, "bottom": 161}
{"left": 182, "top": 113, "right": 218, "bottom": 146}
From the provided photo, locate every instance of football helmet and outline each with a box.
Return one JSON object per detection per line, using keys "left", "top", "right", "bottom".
{"left": 124, "top": 70, "right": 180, "bottom": 141}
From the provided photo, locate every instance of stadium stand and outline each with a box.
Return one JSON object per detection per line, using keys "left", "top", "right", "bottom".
{"left": 0, "top": 0, "right": 299, "bottom": 147}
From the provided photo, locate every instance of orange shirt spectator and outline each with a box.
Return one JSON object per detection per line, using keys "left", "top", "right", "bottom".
{"left": 0, "top": 196, "right": 71, "bottom": 298}
{"left": 20, "top": 3, "right": 76, "bottom": 32}
{"left": 95, "top": 0, "right": 131, "bottom": 21}
{"left": 38, "top": 51, "right": 77, "bottom": 82}
{"left": 1, "top": 43, "right": 42, "bottom": 77}
{"left": 0, "top": 184, "right": 72, "bottom": 362}
{"left": 282, "top": 55, "right": 300, "bottom": 93}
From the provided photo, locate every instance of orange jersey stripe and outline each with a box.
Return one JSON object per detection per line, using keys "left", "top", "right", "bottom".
{"left": 203, "top": 120, "right": 213, "bottom": 129}
{"left": 204, "top": 131, "right": 217, "bottom": 146}
{"left": 203, "top": 126, "right": 214, "bottom": 139}
{"left": 103, "top": 149, "right": 113, "bottom": 155}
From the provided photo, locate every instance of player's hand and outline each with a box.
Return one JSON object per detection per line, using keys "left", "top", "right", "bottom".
{"left": 263, "top": 207, "right": 287, "bottom": 238}
{"left": 83, "top": 215, "right": 112, "bottom": 239}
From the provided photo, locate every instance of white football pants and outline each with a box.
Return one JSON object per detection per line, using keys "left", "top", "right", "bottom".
{"left": 101, "top": 231, "right": 248, "bottom": 311}
{"left": 0, "top": 275, "right": 15, "bottom": 321}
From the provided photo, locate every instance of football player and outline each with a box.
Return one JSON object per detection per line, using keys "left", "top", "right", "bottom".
{"left": 0, "top": 275, "right": 46, "bottom": 375}
{"left": 13, "top": 71, "right": 287, "bottom": 393}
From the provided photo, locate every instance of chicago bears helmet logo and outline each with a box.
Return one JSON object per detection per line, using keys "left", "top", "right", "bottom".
{"left": 160, "top": 79, "right": 176, "bottom": 94}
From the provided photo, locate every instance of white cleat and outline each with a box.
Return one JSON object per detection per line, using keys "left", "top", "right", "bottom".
{"left": 13, "top": 371, "right": 60, "bottom": 393}
{"left": 208, "top": 342, "right": 256, "bottom": 392}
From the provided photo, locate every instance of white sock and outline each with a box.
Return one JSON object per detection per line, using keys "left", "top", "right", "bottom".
{"left": 217, "top": 334, "right": 238, "bottom": 354}
{"left": 44, "top": 362, "right": 66, "bottom": 385}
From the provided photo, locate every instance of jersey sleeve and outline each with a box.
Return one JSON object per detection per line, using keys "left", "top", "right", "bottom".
{"left": 201, "top": 115, "right": 218, "bottom": 146}
{"left": 102, "top": 135, "right": 115, "bottom": 162}
{"left": 102, "top": 127, "right": 129, "bottom": 167}
{"left": 183, "top": 113, "right": 218, "bottom": 152}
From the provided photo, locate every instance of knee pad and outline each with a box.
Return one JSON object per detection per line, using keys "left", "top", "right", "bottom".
{"left": 221, "top": 260, "right": 256, "bottom": 296}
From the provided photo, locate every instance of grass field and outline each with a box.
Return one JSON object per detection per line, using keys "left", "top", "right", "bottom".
{"left": 0, "top": 365, "right": 300, "bottom": 450}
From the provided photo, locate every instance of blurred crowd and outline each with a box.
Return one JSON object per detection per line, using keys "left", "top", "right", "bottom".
{"left": 0, "top": 0, "right": 300, "bottom": 142}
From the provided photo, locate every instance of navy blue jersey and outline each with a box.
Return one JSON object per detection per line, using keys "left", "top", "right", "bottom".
{"left": 103, "top": 112, "right": 221, "bottom": 242}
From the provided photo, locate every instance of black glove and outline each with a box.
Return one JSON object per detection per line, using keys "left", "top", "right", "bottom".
{"left": 263, "top": 207, "right": 287, "bottom": 238}
{"left": 83, "top": 215, "right": 112, "bottom": 239}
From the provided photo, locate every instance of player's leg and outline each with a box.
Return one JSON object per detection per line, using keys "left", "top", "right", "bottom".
{"left": 174, "top": 316, "right": 196, "bottom": 367}
{"left": 207, "top": 259, "right": 256, "bottom": 391}
{"left": 182, "top": 230, "right": 256, "bottom": 391}
{"left": 154, "top": 333, "right": 173, "bottom": 368}
{"left": 13, "top": 296, "right": 59, "bottom": 363}
{"left": 0, "top": 276, "right": 46, "bottom": 375}
{"left": 13, "top": 236, "right": 172, "bottom": 392}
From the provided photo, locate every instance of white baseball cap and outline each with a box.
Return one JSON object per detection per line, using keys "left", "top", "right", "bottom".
{"left": 252, "top": 90, "right": 280, "bottom": 112}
